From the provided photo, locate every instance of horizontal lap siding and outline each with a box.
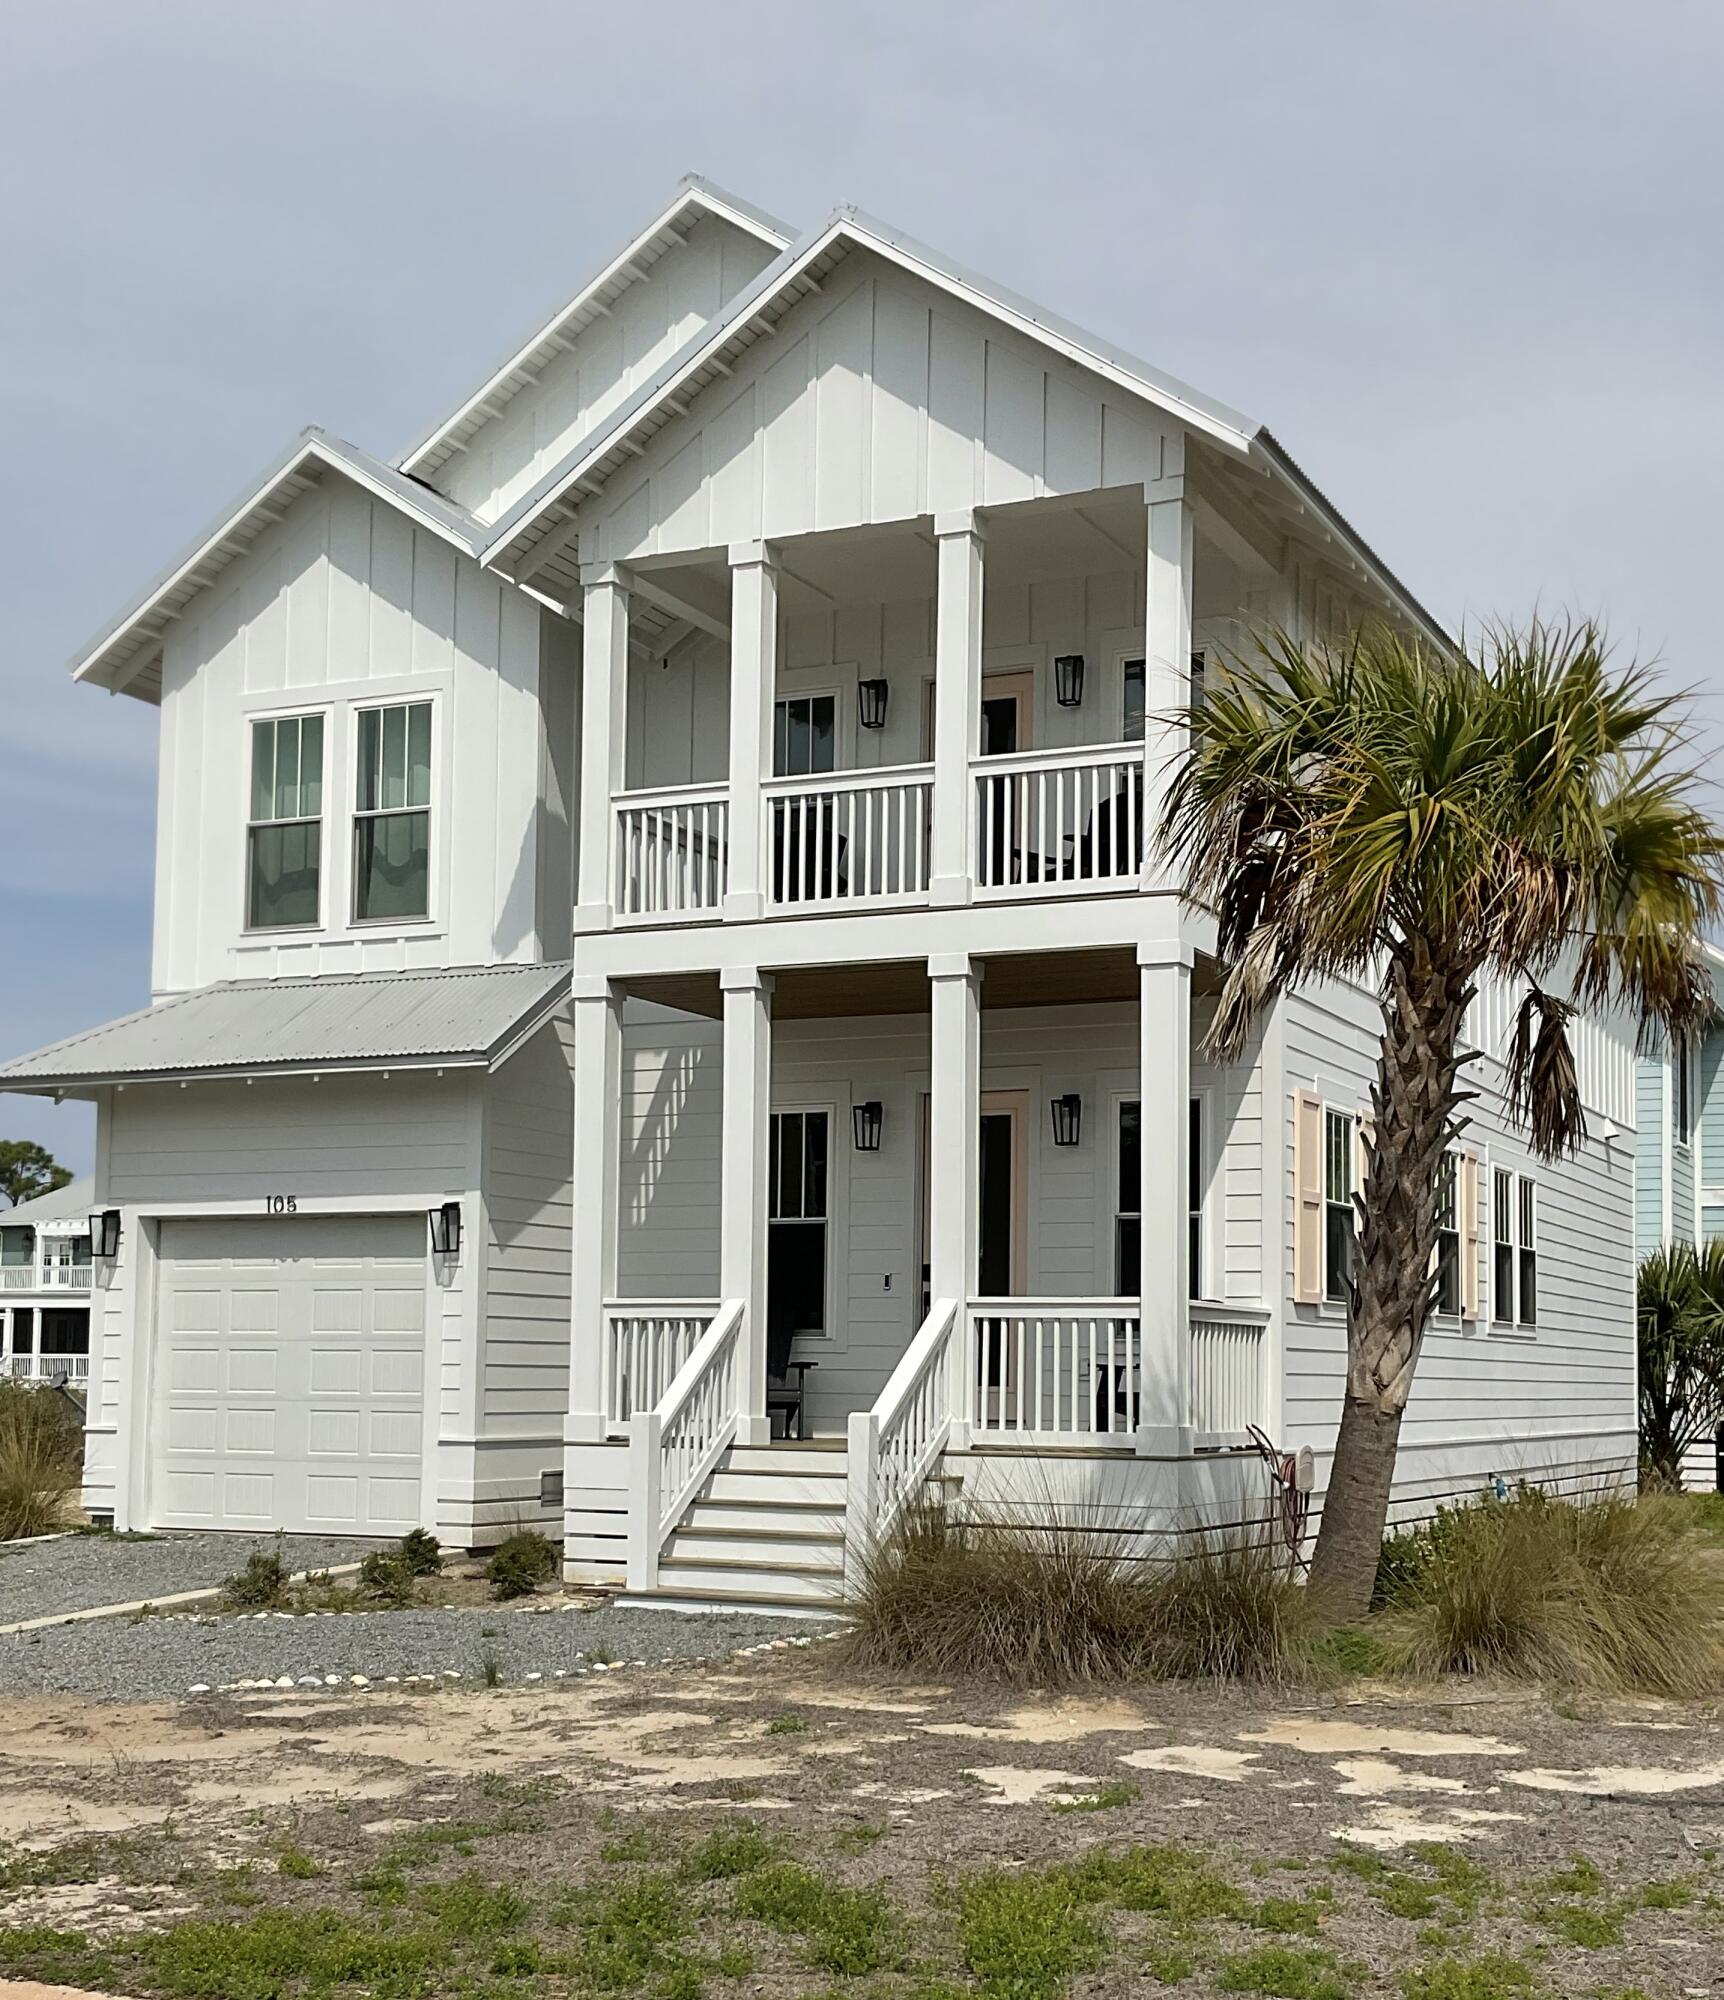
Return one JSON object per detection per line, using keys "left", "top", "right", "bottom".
{"left": 482, "top": 1017, "right": 574, "bottom": 1436}
{"left": 1280, "top": 980, "right": 1635, "bottom": 1497}
{"left": 1636, "top": 1058, "right": 1666, "bottom": 1255}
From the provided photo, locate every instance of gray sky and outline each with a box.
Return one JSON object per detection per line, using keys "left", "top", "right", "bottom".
{"left": 3, "top": 0, "right": 1720, "bottom": 1175}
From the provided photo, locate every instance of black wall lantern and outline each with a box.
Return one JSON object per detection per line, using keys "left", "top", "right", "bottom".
{"left": 1053, "top": 653, "right": 1086, "bottom": 708}
{"left": 1049, "top": 1094, "right": 1083, "bottom": 1148}
{"left": 86, "top": 1209, "right": 121, "bottom": 1258}
{"left": 857, "top": 677, "right": 889, "bottom": 730}
{"left": 428, "top": 1200, "right": 462, "bottom": 1257}
{"left": 852, "top": 1099, "right": 884, "bottom": 1152}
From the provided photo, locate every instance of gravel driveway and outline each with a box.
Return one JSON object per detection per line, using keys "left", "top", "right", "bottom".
{"left": 0, "top": 1602, "right": 823, "bottom": 1699}
{"left": 0, "top": 1530, "right": 388, "bottom": 1625}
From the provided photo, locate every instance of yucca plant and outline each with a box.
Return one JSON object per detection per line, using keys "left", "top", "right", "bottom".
{"left": 1163, "top": 619, "right": 1723, "bottom": 1614}
{"left": 1638, "top": 1239, "right": 1724, "bottom": 1487}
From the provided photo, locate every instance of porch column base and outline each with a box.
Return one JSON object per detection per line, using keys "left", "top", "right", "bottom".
{"left": 573, "top": 901, "right": 612, "bottom": 936}
{"left": 564, "top": 1411, "right": 609, "bottom": 1447}
{"left": 722, "top": 890, "right": 766, "bottom": 923}
{"left": 737, "top": 1414, "right": 773, "bottom": 1446}
{"left": 929, "top": 873, "right": 972, "bottom": 909}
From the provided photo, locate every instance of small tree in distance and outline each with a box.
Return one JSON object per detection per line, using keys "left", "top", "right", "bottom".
{"left": 0, "top": 1140, "right": 74, "bottom": 1210}
{"left": 1639, "top": 1240, "right": 1724, "bottom": 1488}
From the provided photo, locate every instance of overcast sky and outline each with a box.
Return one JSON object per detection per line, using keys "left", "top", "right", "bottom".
{"left": 2, "top": 0, "right": 1720, "bottom": 1176}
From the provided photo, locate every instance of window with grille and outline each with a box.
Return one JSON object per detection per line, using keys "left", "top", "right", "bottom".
{"left": 1492, "top": 1167, "right": 1515, "bottom": 1324}
{"left": 1517, "top": 1177, "right": 1537, "bottom": 1327}
{"left": 772, "top": 695, "right": 836, "bottom": 778}
{"left": 1434, "top": 1153, "right": 1460, "bottom": 1316}
{"left": 247, "top": 713, "right": 324, "bottom": 929}
{"left": 353, "top": 702, "right": 432, "bottom": 921}
{"left": 1114, "top": 1098, "right": 1204, "bottom": 1299}
{"left": 768, "top": 1110, "right": 829, "bottom": 1339}
{"left": 1324, "top": 1109, "right": 1356, "bottom": 1302}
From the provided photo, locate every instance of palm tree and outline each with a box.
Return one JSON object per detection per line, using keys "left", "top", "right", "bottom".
{"left": 1161, "top": 618, "right": 1723, "bottom": 1615}
{"left": 1638, "top": 1239, "right": 1724, "bottom": 1488}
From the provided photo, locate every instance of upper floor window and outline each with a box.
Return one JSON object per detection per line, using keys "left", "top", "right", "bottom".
{"left": 1434, "top": 1152, "right": 1460, "bottom": 1316}
{"left": 1122, "top": 654, "right": 1206, "bottom": 744}
{"left": 353, "top": 702, "right": 432, "bottom": 922}
{"left": 773, "top": 695, "right": 836, "bottom": 778}
{"left": 1324, "top": 1108, "right": 1356, "bottom": 1302}
{"left": 1, "top": 1226, "right": 33, "bottom": 1268}
{"left": 1675, "top": 1040, "right": 1693, "bottom": 1147}
{"left": 247, "top": 713, "right": 324, "bottom": 930}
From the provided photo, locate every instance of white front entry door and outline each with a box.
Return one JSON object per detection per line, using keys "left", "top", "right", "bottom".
{"left": 150, "top": 1215, "right": 427, "bottom": 1534}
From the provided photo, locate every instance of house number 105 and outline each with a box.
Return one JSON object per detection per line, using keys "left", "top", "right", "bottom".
{"left": 264, "top": 1195, "right": 299, "bottom": 1214}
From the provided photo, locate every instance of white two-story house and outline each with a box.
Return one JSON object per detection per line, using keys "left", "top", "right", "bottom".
{"left": 1, "top": 178, "right": 1639, "bottom": 1607}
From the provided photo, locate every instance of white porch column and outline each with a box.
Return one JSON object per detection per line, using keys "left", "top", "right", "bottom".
{"left": 724, "top": 542, "right": 778, "bottom": 922}
{"left": 1137, "top": 937, "right": 1193, "bottom": 1453}
{"left": 720, "top": 966, "right": 774, "bottom": 1443}
{"left": 1143, "top": 452, "right": 1194, "bottom": 893}
{"left": 574, "top": 567, "right": 630, "bottom": 934}
{"left": 566, "top": 976, "right": 622, "bottom": 1446}
{"left": 928, "top": 953, "right": 982, "bottom": 1445}
{"left": 930, "top": 511, "right": 986, "bottom": 908}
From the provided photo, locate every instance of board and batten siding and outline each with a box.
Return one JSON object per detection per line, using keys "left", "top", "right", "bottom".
{"left": 1280, "top": 976, "right": 1637, "bottom": 1522}
{"left": 586, "top": 252, "right": 1180, "bottom": 566}
{"left": 614, "top": 1000, "right": 1266, "bottom": 1433}
{"left": 431, "top": 213, "right": 781, "bottom": 527}
{"left": 151, "top": 470, "right": 570, "bottom": 995}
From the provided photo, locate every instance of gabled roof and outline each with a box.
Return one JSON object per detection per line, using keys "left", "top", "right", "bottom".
{"left": 0, "top": 1175, "right": 94, "bottom": 1227}
{"left": 71, "top": 429, "right": 491, "bottom": 704}
{"left": 397, "top": 175, "right": 795, "bottom": 484}
{"left": 0, "top": 962, "right": 571, "bottom": 1092}
{"left": 483, "top": 205, "right": 1261, "bottom": 597}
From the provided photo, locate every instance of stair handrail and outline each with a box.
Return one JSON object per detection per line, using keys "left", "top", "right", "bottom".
{"left": 845, "top": 1297, "right": 959, "bottom": 1586}
{"left": 626, "top": 1296, "right": 744, "bottom": 1594}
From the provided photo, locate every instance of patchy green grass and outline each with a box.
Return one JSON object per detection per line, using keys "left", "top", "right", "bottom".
{"left": 1215, "top": 1941, "right": 1361, "bottom": 1998}
{"left": 733, "top": 1862, "right": 896, "bottom": 1976}
{"left": 1397, "top": 1953, "right": 1542, "bottom": 1999}
{"left": 682, "top": 1822, "right": 777, "bottom": 1881}
{"left": 954, "top": 1865, "right": 1104, "bottom": 2000}
{"left": 1051, "top": 1777, "right": 1140, "bottom": 1814}
{"left": 1068, "top": 1841, "right": 1248, "bottom": 1923}
{"left": 764, "top": 1712, "right": 808, "bottom": 1735}
{"left": 551, "top": 1871, "right": 688, "bottom": 1991}
{"left": 274, "top": 1844, "right": 323, "bottom": 1882}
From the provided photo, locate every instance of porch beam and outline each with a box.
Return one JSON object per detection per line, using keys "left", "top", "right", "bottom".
{"left": 928, "top": 952, "right": 982, "bottom": 1446}
{"left": 930, "top": 511, "right": 986, "bottom": 908}
{"left": 566, "top": 975, "right": 623, "bottom": 1446}
{"left": 574, "top": 566, "right": 630, "bottom": 934}
{"left": 723, "top": 543, "right": 778, "bottom": 923}
{"left": 720, "top": 966, "right": 775, "bottom": 1445}
{"left": 1137, "top": 937, "right": 1194, "bottom": 1453}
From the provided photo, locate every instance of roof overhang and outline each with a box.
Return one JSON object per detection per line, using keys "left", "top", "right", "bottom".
{"left": 69, "top": 430, "right": 492, "bottom": 705}
{"left": 397, "top": 176, "right": 795, "bottom": 483}
{"left": 482, "top": 208, "right": 1262, "bottom": 596}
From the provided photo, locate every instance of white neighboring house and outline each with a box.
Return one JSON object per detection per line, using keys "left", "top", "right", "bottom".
{"left": 0, "top": 177, "right": 1639, "bottom": 1603}
{"left": 0, "top": 1175, "right": 96, "bottom": 1386}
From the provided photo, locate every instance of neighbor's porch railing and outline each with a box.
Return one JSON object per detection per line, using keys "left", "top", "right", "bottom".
{"left": 1187, "top": 1305, "right": 1270, "bottom": 1441}
{"left": 764, "top": 762, "right": 934, "bottom": 913}
{"left": 846, "top": 1297, "right": 958, "bottom": 1579}
{"left": 1, "top": 1264, "right": 94, "bottom": 1291}
{"left": 973, "top": 742, "right": 1145, "bottom": 896}
{"left": 0, "top": 1353, "right": 91, "bottom": 1384}
{"left": 967, "top": 1297, "right": 1142, "bottom": 1443}
{"left": 625, "top": 1297, "right": 743, "bottom": 1593}
{"left": 614, "top": 782, "right": 729, "bottom": 922}
{"left": 602, "top": 1301, "right": 719, "bottom": 1433}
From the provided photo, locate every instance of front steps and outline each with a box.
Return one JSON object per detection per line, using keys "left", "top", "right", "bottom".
{"left": 622, "top": 1438, "right": 851, "bottom": 1615}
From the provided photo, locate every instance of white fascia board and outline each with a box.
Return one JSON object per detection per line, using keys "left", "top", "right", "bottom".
{"left": 480, "top": 212, "right": 1264, "bottom": 574}
{"left": 68, "top": 430, "right": 490, "bottom": 695}
{"left": 396, "top": 178, "right": 795, "bottom": 477}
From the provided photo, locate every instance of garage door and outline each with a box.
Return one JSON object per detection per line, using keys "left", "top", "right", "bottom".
{"left": 151, "top": 1215, "right": 427, "bottom": 1534}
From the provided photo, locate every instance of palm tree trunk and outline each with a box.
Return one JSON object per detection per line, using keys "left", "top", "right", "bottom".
{"left": 1307, "top": 938, "right": 1474, "bottom": 1616}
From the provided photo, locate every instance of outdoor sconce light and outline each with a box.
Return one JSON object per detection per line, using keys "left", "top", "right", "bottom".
{"left": 87, "top": 1209, "right": 121, "bottom": 1258}
{"left": 1053, "top": 653, "right": 1086, "bottom": 708}
{"left": 1050, "top": 1094, "right": 1082, "bottom": 1148}
{"left": 428, "top": 1201, "right": 462, "bottom": 1257}
{"left": 852, "top": 1100, "right": 884, "bottom": 1152}
{"left": 857, "top": 678, "right": 889, "bottom": 730}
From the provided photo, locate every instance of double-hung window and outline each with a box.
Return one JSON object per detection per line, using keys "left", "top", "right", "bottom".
{"left": 1492, "top": 1168, "right": 1515, "bottom": 1325}
{"left": 772, "top": 694, "right": 836, "bottom": 778}
{"left": 1122, "top": 654, "right": 1206, "bottom": 743}
{"left": 1517, "top": 1178, "right": 1537, "bottom": 1327}
{"left": 1323, "top": 1109, "right": 1356, "bottom": 1302}
{"left": 768, "top": 1110, "right": 829, "bottom": 1341}
{"left": 1676, "top": 1040, "right": 1694, "bottom": 1148}
{"left": 1115, "top": 1098, "right": 1205, "bottom": 1300}
{"left": 247, "top": 713, "right": 324, "bottom": 929}
{"left": 353, "top": 701, "right": 432, "bottom": 922}
{"left": 1434, "top": 1153, "right": 1460, "bottom": 1316}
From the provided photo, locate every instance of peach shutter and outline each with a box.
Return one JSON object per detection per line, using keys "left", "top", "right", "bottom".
{"left": 1293, "top": 1090, "right": 1324, "bottom": 1304}
{"left": 1459, "top": 1150, "right": 1481, "bottom": 1321}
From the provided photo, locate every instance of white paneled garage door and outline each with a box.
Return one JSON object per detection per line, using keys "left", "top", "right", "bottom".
{"left": 151, "top": 1215, "right": 427, "bottom": 1534}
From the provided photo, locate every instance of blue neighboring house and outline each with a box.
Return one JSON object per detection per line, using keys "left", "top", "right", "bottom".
{"left": 1636, "top": 941, "right": 1724, "bottom": 1489}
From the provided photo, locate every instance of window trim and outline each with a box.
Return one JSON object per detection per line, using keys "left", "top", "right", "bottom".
{"left": 1516, "top": 1174, "right": 1537, "bottom": 1330}
{"left": 350, "top": 696, "right": 437, "bottom": 928}
{"left": 1491, "top": 1164, "right": 1516, "bottom": 1328}
{"left": 243, "top": 705, "right": 330, "bottom": 935}
{"left": 771, "top": 688, "right": 842, "bottom": 780}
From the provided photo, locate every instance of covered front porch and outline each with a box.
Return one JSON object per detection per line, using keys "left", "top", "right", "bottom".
{"left": 563, "top": 938, "right": 1276, "bottom": 1598}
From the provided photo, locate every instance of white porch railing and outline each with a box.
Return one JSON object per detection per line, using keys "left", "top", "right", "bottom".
{"left": 614, "top": 782, "right": 729, "bottom": 922}
{"left": 2, "top": 1265, "right": 95, "bottom": 1291}
{"left": 0, "top": 1354, "right": 91, "bottom": 1384}
{"left": 968, "top": 1298, "right": 1142, "bottom": 1443}
{"left": 974, "top": 742, "right": 1146, "bottom": 896}
{"left": 603, "top": 1301, "right": 718, "bottom": 1432}
{"left": 846, "top": 1297, "right": 958, "bottom": 1572}
{"left": 626, "top": 1297, "right": 743, "bottom": 1593}
{"left": 1188, "top": 1306, "right": 1270, "bottom": 1439}
{"left": 764, "top": 763, "right": 934, "bottom": 912}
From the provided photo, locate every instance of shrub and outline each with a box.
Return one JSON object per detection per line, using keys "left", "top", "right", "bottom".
{"left": 398, "top": 1527, "right": 443, "bottom": 1576}
{"left": 844, "top": 1501, "right": 1319, "bottom": 1685}
{"left": 484, "top": 1529, "right": 558, "bottom": 1600}
{"left": 0, "top": 1384, "right": 82, "bottom": 1541}
{"left": 356, "top": 1549, "right": 417, "bottom": 1606}
{"left": 1376, "top": 1486, "right": 1724, "bottom": 1696}
{"left": 221, "top": 1536, "right": 290, "bottom": 1610}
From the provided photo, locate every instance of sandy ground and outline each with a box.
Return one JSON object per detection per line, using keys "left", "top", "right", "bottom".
{"left": 2, "top": 1656, "right": 1722, "bottom": 1996}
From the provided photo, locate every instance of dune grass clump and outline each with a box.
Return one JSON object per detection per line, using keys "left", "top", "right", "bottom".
{"left": 0, "top": 1384, "right": 82, "bottom": 1541}
{"left": 1375, "top": 1485, "right": 1724, "bottom": 1696}
{"left": 843, "top": 1502, "right": 1314, "bottom": 1685}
